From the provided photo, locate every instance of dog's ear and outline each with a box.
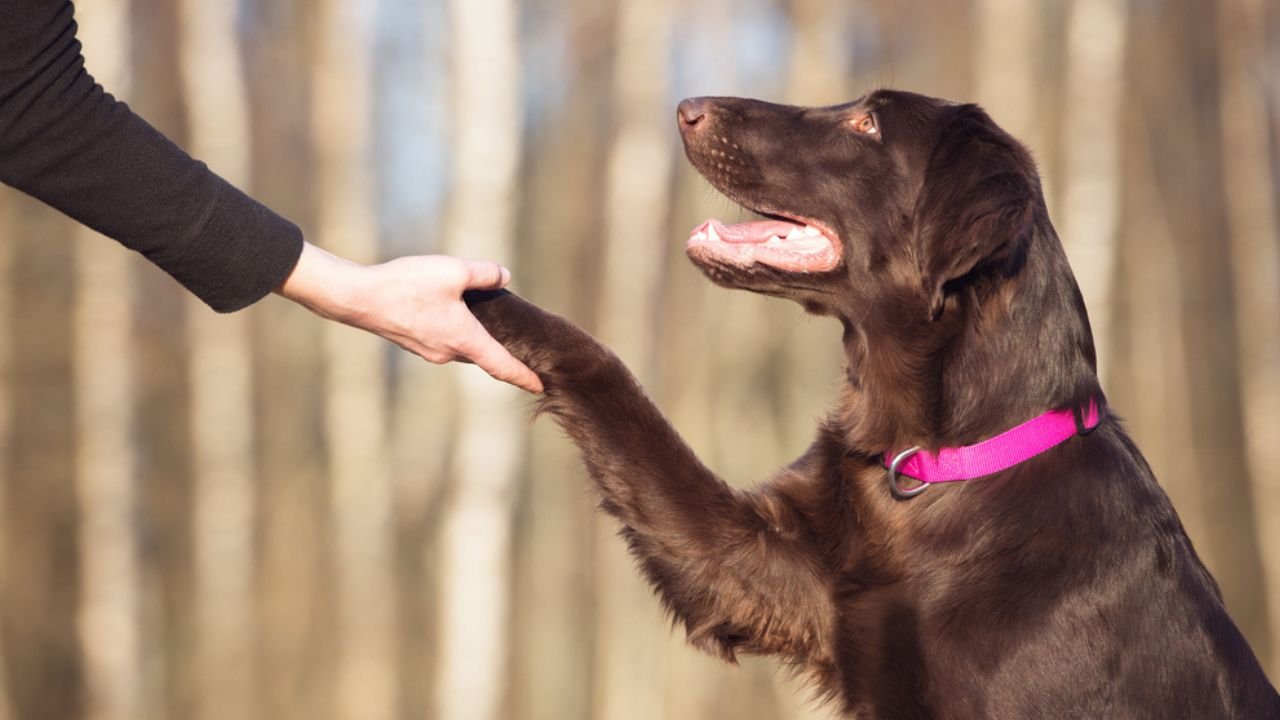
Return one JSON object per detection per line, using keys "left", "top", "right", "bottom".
{"left": 913, "top": 105, "right": 1037, "bottom": 320}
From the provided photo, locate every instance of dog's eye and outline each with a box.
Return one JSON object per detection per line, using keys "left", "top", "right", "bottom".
{"left": 851, "top": 113, "right": 878, "bottom": 136}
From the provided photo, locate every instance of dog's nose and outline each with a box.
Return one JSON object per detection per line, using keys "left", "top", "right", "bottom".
{"left": 677, "top": 97, "right": 713, "bottom": 133}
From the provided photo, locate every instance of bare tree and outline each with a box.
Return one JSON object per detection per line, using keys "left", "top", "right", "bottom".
{"left": 433, "top": 0, "right": 526, "bottom": 717}
{"left": 1129, "top": 0, "right": 1271, "bottom": 665}
{"left": 1, "top": 147, "right": 82, "bottom": 720}
{"left": 125, "top": 0, "right": 202, "bottom": 713}
{"left": 1109, "top": 80, "right": 1203, "bottom": 558}
{"left": 0, "top": 148, "right": 15, "bottom": 720}
{"left": 506, "top": 1, "right": 613, "bottom": 718}
{"left": 787, "top": 0, "right": 853, "bottom": 102}
{"left": 381, "top": 2, "right": 453, "bottom": 717}
{"left": 70, "top": 4, "right": 142, "bottom": 720}
{"left": 239, "top": 1, "right": 335, "bottom": 715}
{"left": 974, "top": 0, "right": 1043, "bottom": 157}
{"left": 177, "top": 1, "right": 257, "bottom": 717}
{"left": 1058, "top": 0, "right": 1128, "bottom": 380}
{"left": 1218, "top": 0, "right": 1280, "bottom": 675}
{"left": 312, "top": 1, "right": 397, "bottom": 718}
{"left": 592, "top": 0, "right": 679, "bottom": 718}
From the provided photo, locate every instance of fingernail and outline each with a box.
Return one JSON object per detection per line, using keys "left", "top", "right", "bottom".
{"left": 500, "top": 266, "right": 512, "bottom": 285}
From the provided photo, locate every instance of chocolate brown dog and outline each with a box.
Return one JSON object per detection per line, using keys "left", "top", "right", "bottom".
{"left": 465, "top": 90, "right": 1279, "bottom": 719}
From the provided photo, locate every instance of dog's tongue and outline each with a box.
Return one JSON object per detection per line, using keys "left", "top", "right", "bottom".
{"left": 695, "top": 218, "right": 802, "bottom": 244}
{"left": 687, "top": 216, "right": 841, "bottom": 273}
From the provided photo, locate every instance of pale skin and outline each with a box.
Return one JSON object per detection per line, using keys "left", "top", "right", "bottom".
{"left": 275, "top": 241, "right": 544, "bottom": 394}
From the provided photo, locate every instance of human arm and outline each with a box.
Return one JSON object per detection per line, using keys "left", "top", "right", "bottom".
{"left": 0, "top": 0, "right": 302, "bottom": 312}
{"left": 0, "top": 1, "right": 540, "bottom": 390}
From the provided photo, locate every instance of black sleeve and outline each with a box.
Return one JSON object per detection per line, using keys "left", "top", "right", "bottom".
{"left": 0, "top": 0, "right": 304, "bottom": 313}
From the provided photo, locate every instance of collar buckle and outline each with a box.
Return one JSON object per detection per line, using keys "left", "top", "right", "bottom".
{"left": 887, "top": 446, "right": 927, "bottom": 500}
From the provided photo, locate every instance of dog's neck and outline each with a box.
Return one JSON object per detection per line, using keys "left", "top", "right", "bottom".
{"left": 838, "top": 221, "right": 1102, "bottom": 455}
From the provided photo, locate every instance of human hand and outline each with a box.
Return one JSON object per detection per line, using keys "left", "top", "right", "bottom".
{"left": 276, "top": 242, "right": 544, "bottom": 393}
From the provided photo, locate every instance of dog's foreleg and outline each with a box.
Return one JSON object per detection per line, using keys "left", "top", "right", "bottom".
{"left": 464, "top": 290, "right": 834, "bottom": 666}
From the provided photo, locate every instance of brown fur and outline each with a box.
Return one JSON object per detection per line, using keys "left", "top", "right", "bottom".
{"left": 465, "top": 90, "right": 1279, "bottom": 719}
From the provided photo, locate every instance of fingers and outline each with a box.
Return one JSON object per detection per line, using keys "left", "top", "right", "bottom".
{"left": 462, "top": 260, "right": 512, "bottom": 291}
{"left": 455, "top": 321, "right": 544, "bottom": 394}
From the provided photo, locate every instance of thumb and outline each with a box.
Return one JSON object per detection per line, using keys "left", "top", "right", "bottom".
{"left": 455, "top": 322, "right": 544, "bottom": 394}
{"left": 463, "top": 260, "right": 512, "bottom": 291}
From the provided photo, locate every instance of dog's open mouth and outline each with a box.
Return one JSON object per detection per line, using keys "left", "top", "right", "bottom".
{"left": 686, "top": 216, "right": 842, "bottom": 273}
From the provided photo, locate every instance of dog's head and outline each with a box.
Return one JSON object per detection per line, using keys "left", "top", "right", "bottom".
{"left": 679, "top": 89, "right": 1095, "bottom": 448}
{"left": 678, "top": 90, "right": 1041, "bottom": 326}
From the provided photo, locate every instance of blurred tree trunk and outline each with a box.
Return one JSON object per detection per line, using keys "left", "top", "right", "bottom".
{"left": 380, "top": 1, "right": 451, "bottom": 717}
{"left": 1217, "top": 0, "right": 1280, "bottom": 676}
{"left": 177, "top": 1, "right": 257, "bottom": 718}
{"left": 1108, "top": 77, "right": 1198, "bottom": 513}
{"left": 128, "top": 0, "right": 200, "bottom": 715}
{"left": 1128, "top": 0, "right": 1271, "bottom": 665}
{"left": 1108, "top": 55, "right": 1202, "bottom": 583}
{"left": 864, "top": 0, "right": 972, "bottom": 98}
{"left": 240, "top": 1, "right": 335, "bottom": 716}
{"left": 0, "top": 152, "right": 82, "bottom": 720}
{"left": 313, "top": 1, "right": 398, "bottom": 718}
{"left": 0, "top": 163, "right": 17, "bottom": 720}
{"left": 593, "top": 0, "right": 678, "bottom": 718}
{"left": 787, "top": 0, "right": 853, "bottom": 102}
{"left": 73, "top": 3, "right": 142, "bottom": 720}
{"left": 434, "top": 0, "right": 525, "bottom": 717}
{"left": 1058, "top": 0, "right": 1127, "bottom": 381}
{"left": 509, "top": 0, "right": 614, "bottom": 718}
{"left": 974, "top": 0, "right": 1042, "bottom": 159}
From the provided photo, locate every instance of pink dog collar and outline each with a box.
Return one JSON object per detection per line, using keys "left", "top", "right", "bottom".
{"left": 884, "top": 398, "right": 1104, "bottom": 499}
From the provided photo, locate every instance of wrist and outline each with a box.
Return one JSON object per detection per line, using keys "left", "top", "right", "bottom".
{"left": 275, "top": 241, "right": 372, "bottom": 324}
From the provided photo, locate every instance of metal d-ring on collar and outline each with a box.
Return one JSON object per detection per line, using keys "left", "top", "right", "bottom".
{"left": 887, "top": 446, "right": 927, "bottom": 500}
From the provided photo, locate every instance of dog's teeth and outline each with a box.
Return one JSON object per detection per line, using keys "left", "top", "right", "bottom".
{"left": 706, "top": 224, "right": 720, "bottom": 242}
{"left": 798, "top": 238, "right": 829, "bottom": 252}
{"left": 802, "top": 225, "right": 821, "bottom": 237}
{"left": 785, "top": 227, "right": 805, "bottom": 241}
{"left": 693, "top": 231, "right": 707, "bottom": 242}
